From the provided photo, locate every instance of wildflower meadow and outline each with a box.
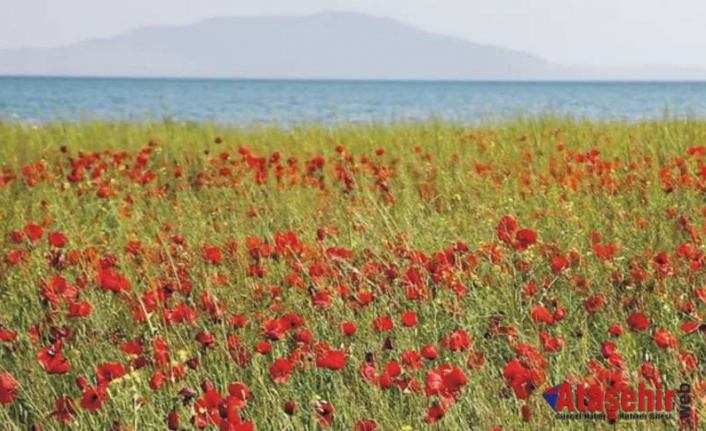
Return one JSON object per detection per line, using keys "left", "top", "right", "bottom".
{"left": 0, "top": 118, "right": 704, "bottom": 430}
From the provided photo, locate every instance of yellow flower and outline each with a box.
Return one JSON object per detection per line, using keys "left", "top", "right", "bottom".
{"left": 177, "top": 349, "right": 191, "bottom": 362}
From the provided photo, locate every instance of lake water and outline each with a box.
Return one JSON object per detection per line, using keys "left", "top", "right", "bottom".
{"left": 2, "top": 77, "right": 706, "bottom": 125}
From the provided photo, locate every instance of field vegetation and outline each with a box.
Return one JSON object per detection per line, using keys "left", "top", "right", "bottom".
{"left": 0, "top": 118, "right": 704, "bottom": 430}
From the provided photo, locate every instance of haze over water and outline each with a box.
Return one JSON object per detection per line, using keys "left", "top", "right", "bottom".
{"left": 2, "top": 77, "right": 706, "bottom": 125}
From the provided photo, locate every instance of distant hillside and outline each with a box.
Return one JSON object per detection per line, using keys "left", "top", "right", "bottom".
{"left": 2, "top": 12, "right": 705, "bottom": 80}
{"left": 0, "top": 12, "right": 563, "bottom": 80}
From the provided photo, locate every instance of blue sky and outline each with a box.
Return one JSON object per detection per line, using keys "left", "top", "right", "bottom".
{"left": 0, "top": 0, "right": 703, "bottom": 68}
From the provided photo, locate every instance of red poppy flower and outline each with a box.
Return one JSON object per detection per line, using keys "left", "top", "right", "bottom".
{"left": 254, "top": 341, "right": 272, "bottom": 355}
{"left": 440, "top": 329, "right": 472, "bottom": 352}
{"left": 7, "top": 249, "right": 29, "bottom": 266}
{"left": 680, "top": 321, "right": 700, "bottom": 334}
{"left": 229, "top": 314, "right": 249, "bottom": 329}
{"left": 679, "top": 351, "right": 698, "bottom": 373}
{"left": 550, "top": 255, "right": 570, "bottom": 274}
{"left": 600, "top": 341, "right": 617, "bottom": 358}
{"left": 149, "top": 371, "right": 165, "bottom": 391}
{"left": 539, "top": 331, "right": 564, "bottom": 352}
{"left": 593, "top": 243, "right": 616, "bottom": 261}
{"left": 400, "top": 310, "right": 418, "bottom": 328}
{"left": 314, "top": 401, "right": 334, "bottom": 427}
{"left": 96, "top": 362, "right": 126, "bottom": 385}
{"left": 502, "top": 359, "right": 545, "bottom": 400}
{"left": 340, "top": 321, "right": 357, "bottom": 336}
{"left": 424, "top": 364, "right": 468, "bottom": 402}
{"left": 227, "top": 382, "right": 251, "bottom": 409}
{"left": 0, "top": 372, "right": 18, "bottom": 405}
{"left": 372, "top": 316, "right": 394, "bottom": 332}
{"left": 552, "top": 307, "right": 567, "bottom": 322}
{"left": 316, "top": 350, "right": 347, "bottom": 371}
{"left": 627, "top": 312, "right": 651, "bottom": 332}
{"left": 355, "top": 419, "right": 378, "bottom": 431}
{"left": 120, "top": 340, "right": 143, "bottom": 356}
{"left": 608, "top": 323, "right": 624, "bottom": 337}
{"left": 310, "top": 289, "right": 331, "bottom": 307}
{"left": 51, "top": 396, "right": 76, "bottom": 423}
{"left": 203, "top": 244, "right": 222, "bottom": 265}
{"left": 193, "top": 387, "right": 223, "bottom": 427}
{"left": 640, "top": 362, "right": 661, "bottom": 385}
{"left": 98, "top": 268, "right": 131, "bottom": 293}
{"left": 294, "top": 330, "right": 313, "bottom": 344}
{"left": 262, "top": 318, "right": 287, "bottom": 341}
{"left": 48, "top": 232, "right": 68, "bottom": 248}
{"left": 424, "top": 403, "right": 446, "bottom": 423}
{"left": 652, "top": 252, "right": 671, "bottom": 274}
{"left": 24, "top": 222, "right": 44, "bottom": 244}
{"left": 383, "top": 361, "right": 401, "bottom": 379}
{"left": 195, "top": 332, "right": 216, "bottom": 350}
{"left": 401, "top": 350, "right": 423, "bottom": 370}
{"left": 530, "top": 305, "right": 554, "bottom": 325}
{"left": 153, "top": 337, "right": 170, "bottom": 368}
{"left": 514, "top": 229, "right": 537, "bottom": 250}
{"left": 67, "top": 301, "right": 92, "bottom": 318}
{"left": 37, "top": 342, "right": 70, "bottom": 374}
{"left": 80, "top": 386, "right": 109, "bottom": 411}
{"left": 0, "top": 328, "right": 17, "bottom": 342}
{"left": 421, "top": 344, "right": 439, "bottom": 360}
{"left": 269, "top": 358, "right": 293, "bottom": 383}
{"left": 653, "top": 328, "right": 679, "bottom": 349}
{"left": 583, "top": 294, "right": 605, "bottom": 313}
{"left": 96, "top": 186, "right": 116, "bottom": 198}
{"left": 281, "top": 313, "right": 305, "bottom": 331}
{"left": 496, "top": 215, "right": 517, "bottom": 244}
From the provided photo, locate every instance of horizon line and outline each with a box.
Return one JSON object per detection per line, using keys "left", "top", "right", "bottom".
{"left": 3, "top": 75, "right": 706, "bottom": 84}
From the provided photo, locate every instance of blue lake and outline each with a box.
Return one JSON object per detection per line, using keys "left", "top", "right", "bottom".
{"left": 2, "top": 77, "right": 706, "bottom": 125}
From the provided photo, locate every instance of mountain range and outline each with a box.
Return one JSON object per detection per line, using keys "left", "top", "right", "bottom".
{"left": 1, "top": 12, "right": 704, "bottom": 81}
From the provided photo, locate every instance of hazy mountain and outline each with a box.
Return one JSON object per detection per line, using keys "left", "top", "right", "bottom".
{"left": 0, "top": 12, "right": 704, "bottom": 80}
{"left": 0, "top": 12, "right": 563, "bottom": 80}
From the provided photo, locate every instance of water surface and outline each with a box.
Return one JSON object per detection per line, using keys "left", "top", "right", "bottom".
{"left": 1, "top": 77, "right": 705, "bottom": 125}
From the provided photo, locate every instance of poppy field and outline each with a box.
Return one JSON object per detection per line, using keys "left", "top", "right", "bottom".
{"left": 1, "top": 118, "right": 705, "bottom": 430}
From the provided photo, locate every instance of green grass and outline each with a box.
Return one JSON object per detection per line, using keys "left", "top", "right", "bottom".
{"left": 0, "top": 118, "right": 704, "bottom": 430}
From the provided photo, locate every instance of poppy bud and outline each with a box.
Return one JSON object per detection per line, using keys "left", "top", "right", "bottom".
{"left": 200, "top": 380, "right": 214, "bottom": 392}
{"left": 76, "top": 375, "right": 88, "bottom": 390}
{"left": 521, "top": 405, "right": 531, "bottom": 421}
{"left": 382, "top": 337, "right": 394, "bottom": 351}
{"left": 186, "top": 358, "right": 199, "bottom": 370}
{"left": 284, "top": 400, "right": 296, "bottom": 416}
{"left": 178, "top": 387, "right": 196, "bottom": 405}
{"left": 167, "top": 410, "right": 180, "bottom": 430}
